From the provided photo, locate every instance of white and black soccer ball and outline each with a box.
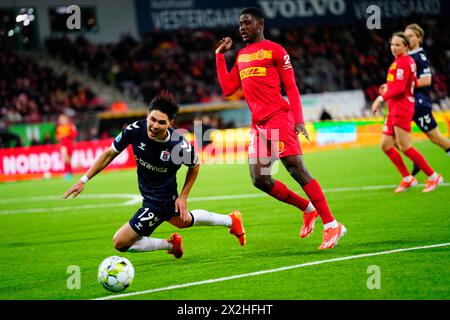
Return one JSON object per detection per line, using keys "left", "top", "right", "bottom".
{"left": 97, "top": 256, "right": 135, "bottom": 292}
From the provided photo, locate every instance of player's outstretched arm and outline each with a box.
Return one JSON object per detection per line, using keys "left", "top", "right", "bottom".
{"left": 215, "top": 37, "right": 233, "bottom": 54}
{"left": 215, "top": 37, "right": 241, "bottom": 96}
{"left": 175, "top": 164, "right": 200, "bottom": 222}
{"left": 63, "top": 147, "right": 118, "bottom": 199}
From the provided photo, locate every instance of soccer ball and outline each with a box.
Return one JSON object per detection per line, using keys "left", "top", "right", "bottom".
{"left": 97, "top": 256, "right": 135, "bottom": 292}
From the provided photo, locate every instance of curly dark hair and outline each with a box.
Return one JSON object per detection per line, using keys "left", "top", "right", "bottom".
{"left": 148, "top": 92, "right": 180, "bottom": 120}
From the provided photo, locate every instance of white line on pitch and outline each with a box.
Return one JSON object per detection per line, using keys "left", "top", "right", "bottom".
{"left": 0, "top": 183, "right": 448, "bottom": 215}
{"left": 95, "top": 242, "right": 450, "bottom": 300}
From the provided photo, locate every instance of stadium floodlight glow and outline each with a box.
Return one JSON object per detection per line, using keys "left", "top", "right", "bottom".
{"left": 15, "top": 14, "right": 25, "bottom": 23}
{"left": 15, "top": 9, "right": 35, "bottom": 25}
{"left": 56, "top": 6, "right": 68, "bottom": 14}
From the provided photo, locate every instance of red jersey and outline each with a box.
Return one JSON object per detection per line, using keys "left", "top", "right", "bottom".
{"left": 56, "top": 123, "right": 77, "bottom": 145}
{"left": 382, "top": 54, "right": 417, "bottom": 116}
{"left": 216, "top": 40, "right": 303, "bottom": 124}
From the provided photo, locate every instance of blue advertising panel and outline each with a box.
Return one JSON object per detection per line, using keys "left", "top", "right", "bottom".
{"left": 135, "top": 0, "right": 449, "bottom": 33}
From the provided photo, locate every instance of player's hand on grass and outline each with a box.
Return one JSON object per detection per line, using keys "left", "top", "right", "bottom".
{"left": 215, "top": 37, "right": 233, "bottom": 54}
{"left": 175, "top": 195, "right": 189, "bottom": 222}
{"left": 63, "top": 181, "right": 85, "bottom": 199}
{"left": 295, "top": 123, "right": 310, "bottom": 141}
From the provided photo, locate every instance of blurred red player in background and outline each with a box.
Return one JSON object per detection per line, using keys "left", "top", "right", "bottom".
{"left": 55, "top": 114, "right": 77, "bottom": 180}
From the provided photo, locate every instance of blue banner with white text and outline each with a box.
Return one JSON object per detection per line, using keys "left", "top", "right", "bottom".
{"left": 135, "top": 0, "right": 449, "bottom": 33}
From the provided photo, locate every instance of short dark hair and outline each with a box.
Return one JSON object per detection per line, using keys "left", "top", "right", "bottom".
{"left": 148, "top": 93, "right": 180, "bottom": 120}
{"left": 240, "top": 7, "right": 264, "bottom": 20}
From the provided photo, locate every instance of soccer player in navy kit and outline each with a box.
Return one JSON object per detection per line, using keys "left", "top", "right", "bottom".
{"left": 63, "top": 94, "right": 246, "bottom": 259}
{"left": 404, "top": 24, "right": 450, "bottom": 175}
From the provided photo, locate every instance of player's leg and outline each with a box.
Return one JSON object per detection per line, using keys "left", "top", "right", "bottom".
{"left": 61, "top": 145, "right": 73, "bottom": 180}
{"left": 248, "top": 126, "right": 312, "bottom": 213}
{"left": 395, "top": 126, "right": 443, "bottom": 192}
{"left": 411, "top": 111, "right": 448, "bottom": 175}
{"left": 380, "top": 116, "right": 416, "bottom": 192}
{"left": 425, "top": 127, "right": 450, "bottom": 154}
{"left": 280, "top": 155, "right": 345, "bottom": 248}
{"left": 249, "top": 158, "right": 312, "bottom": 211}
{"left": 114, "top": 207, "right": 182, "bottom": 258}
{"left": 168, "top": 209, "right": 246, "bottom": 246}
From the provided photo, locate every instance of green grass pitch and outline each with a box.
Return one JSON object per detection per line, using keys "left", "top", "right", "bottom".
{"left": 0, "top": 140, "right": 449, "bottom": 300}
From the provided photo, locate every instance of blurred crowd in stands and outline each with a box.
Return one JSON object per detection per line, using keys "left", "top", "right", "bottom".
{"left": 45, "top": 16, "right": 449, "bottom": 108}
{"left": 0, "top": 16, "right": 448, "bottom": 138}
{"left": 0, "top": 50, "right": 107, "bottom": 125}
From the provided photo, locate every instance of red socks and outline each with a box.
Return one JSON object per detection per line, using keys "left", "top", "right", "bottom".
{"left": 403, "top": 147, "right": 434, "bottom": 176}
{"left": 270, "top": 180, "right": 310, "bottom": 211}
{"left": 302, "top": 179, "right": 334, "bottom": 224}
{"left": 384, "top": 147, "right": 409, "bottom": 177}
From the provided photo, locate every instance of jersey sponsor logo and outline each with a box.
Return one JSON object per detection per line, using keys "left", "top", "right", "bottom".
{"left": 396, "top": 68, "right": 404, "bottom": 80}
{"left": 138, "top": 142, "right": 146, "bottom": 150}
{"left": 160, "top": 150, "right": 171, "bottom": 161}
{"left": 135, "top": 155, "right": 168, "bottom": 172}
{"left": 239, "top": 67, "right": 267, "bottom": 80}
{"left": 238, "top": 49, "right": 272, "bottom": 63}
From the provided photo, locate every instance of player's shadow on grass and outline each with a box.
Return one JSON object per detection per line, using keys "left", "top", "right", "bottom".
{"left": 338, "top": 239, "right": 413, "bottom": 251}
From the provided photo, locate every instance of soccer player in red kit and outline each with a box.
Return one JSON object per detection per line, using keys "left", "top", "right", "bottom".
{"left": 372, "top": 32, "right": 443, "bottom": 193}
{"left": 215, "top": 7, "right": 346, "bottom": 250}
{"left": 55, "top": 114, "right": 77, "bottom": 180}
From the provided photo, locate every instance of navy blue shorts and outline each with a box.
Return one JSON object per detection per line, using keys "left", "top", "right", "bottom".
{"left": 413, "top": 109, "right": 438, "bottom": 133}
{"left": 129, "top": 202, "right": 178, "bottom": 237}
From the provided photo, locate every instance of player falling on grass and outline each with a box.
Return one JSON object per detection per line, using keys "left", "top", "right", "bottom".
{"left": 372, "top": 32, "right": 443, "bottom": 193}
{"left": 215, "top": 7, "right": 346, "bottom": 250}
{"left": 63, "top": 93, "right": 246, "bottom": 259}
{"left": 404, "top": 24, "right": 450, "bottom": 175}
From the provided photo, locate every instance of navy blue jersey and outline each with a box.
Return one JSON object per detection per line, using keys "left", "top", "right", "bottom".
{"left": 112, "top": 120, "right": 198, "bottom": 206}
{"left": 409, "top": 48, "right": 432, "bottom": 112}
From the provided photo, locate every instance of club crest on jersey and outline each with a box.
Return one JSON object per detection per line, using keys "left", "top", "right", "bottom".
{"left": 138, "top": 142, "right": 146, "bottom": 150}
{"left": 277, "top": 141, "right": 286, "bottom": 155}
{"left": 160, "top": 150, "right": 171, "bottom": 161}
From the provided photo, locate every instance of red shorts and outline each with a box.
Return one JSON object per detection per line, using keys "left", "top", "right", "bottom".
{"left": 248, "top": 110, "right": 302, "bottom": 159}
{"left": 382, "top": 112, "right": 413, "bottom": 136}
{"left": 60, "top": 140, "right": 74, "bottom": 156}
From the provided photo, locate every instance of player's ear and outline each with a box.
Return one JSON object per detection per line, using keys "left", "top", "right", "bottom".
{"left": 168, "top": 119, "right": 174, "bottom": 128}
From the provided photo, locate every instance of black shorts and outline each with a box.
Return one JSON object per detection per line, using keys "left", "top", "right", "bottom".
{"left": 413, "top": 109, "right": 438, "bottom": 133}
{"left": 129, "top": 202, "right": 178, "bottom": 237}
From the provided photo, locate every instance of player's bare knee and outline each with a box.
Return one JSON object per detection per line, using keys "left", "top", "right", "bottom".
{"left": 112, "top": 237, "right": 130, "bottom": 252}
{"left": 398, "top": 143, "right": 411, "bottom": 153}
{"left": 380, "top": 142, "right": 391, "bottom": 152}
{"left": 113, "top": 241, "right": 130, "bottom": 252}
{"left": 252, "top": 175, "right": 272, "bottom": 192}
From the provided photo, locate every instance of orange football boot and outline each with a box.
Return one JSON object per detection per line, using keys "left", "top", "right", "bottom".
{"left": 319, "top": 223, "right": 347, "bottom": 250}
{"left": 229, "top": 210, "right": 246, "bottom": 246}
{"left": 167, "top": 233, "right": 183, "bottom": 259}
{"left": 300, "top": 210, "right": 319, "bottom": 238}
